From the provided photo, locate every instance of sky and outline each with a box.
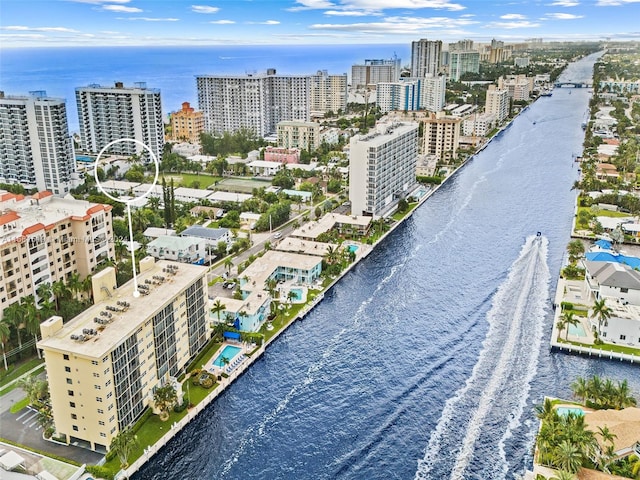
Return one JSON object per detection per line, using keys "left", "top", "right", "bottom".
{"left": 0, "top": 0, "right": 639, "bottom": 48}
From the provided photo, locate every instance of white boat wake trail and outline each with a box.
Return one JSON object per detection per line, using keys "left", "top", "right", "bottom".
{"left": 415, "top": 235, "right": 550, "bottom": 480}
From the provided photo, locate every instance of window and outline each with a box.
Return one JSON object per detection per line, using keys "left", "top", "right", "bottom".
{"left": 91, "top": 360, "right": 98, "bottom": 365}
{"left": 100, "top": 432, "right": 106, "bottom": 437}
{"left": 66, "top": 378, "right": 72, "bottom": 384}
{"left": 620, "top": 334, "right": 626, "bottom": 340}
{"left": 68, "top": 390, "right": 74, "bottom": 396}
{"left": 98, "top": 408, "right": 104, "bottom": 414}
{"left": 63, "top": 354, "right": 69, "bottom": 360}
{"left": 95, "top": 385, "right": 101, "bottom": 390}
{"left": 69, "top": 402, "right": 75, "bottom": 408}
{"left": 93, "top": 372, "right": 99, "bottom": 378}
{"left": 96, "top": 397, "right": 103, "bottom": 402}
{"left": 99, "top": 421, "right": 105, "bottom": 426}
{"left": 621, "top": 287, "right": 629, "bottom": 293}
{"left": 65, "top": 366, "right": 71, "bottom": 373}
{"left": 71, "top": 413, "right": 77, "bottom": 420}
{"left": 72, "top": 425, "right": 78, "bottom": 432}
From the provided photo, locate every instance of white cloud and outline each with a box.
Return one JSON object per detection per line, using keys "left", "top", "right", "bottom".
{"left": 310, "top": 15, "right": 477, "bottom": 33}
{"left": 544, "top": 12, "right": 584, "bottom": 19}
{"left": 2, "top": 25, "right": 79, "bottom": 32}
{"left": 596, "top": 0, "right": 640, "bottom": 5}
{"left": 546, "top": 0, "right": 580, "bottom": 5}
{"left": 484, "top": 20, "right": 541, "bottom": 29}
{"left": 118, "top": 17, "right": 180, "bottom": 21}
{"left": 102, "top": 5, "right": 143, "bottom": 12}
{"left": 324, "top": 9, "right": 380, "bottom": 16}
{"left": 288, "top": 0, "right": 465, "bottom": 13}
{"left": 191, "top": 5, "right": 220, "bottom": 14}
{"left": 0, "top": 33, "right": 47, "bottom": 39}
{"left": 246, "top": 20, "right": 281, "bottom": 24}
{"left": 67, "top": 0, "right": 130, "bottom": 3}
{"left": 500, "top": 13, "right": 527, "bottom": 19}
{"left": 209, "top": 19, "right": 235, "bottom": 24}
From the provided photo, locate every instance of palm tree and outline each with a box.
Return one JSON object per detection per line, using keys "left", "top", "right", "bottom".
{"left": 0, "top": 318, "right": 10, "bottom": 370}
{"left": 211, "top": 299, "right": 226, "bottom": 323}
{"left": 224, "top": 258, "right": 234, "bottom": 276}
{"left": 67, "top": 273, "right": 82, "bottom": 301}
{"left": 561, "top": 312, "right": 579, "bottom": 340}
{"left": 81, "top": 275, "right": 93, "bottom": 303}
{"left": 52, "top": 280, "right": 70, "bottom": 312}
{"left": 553, "top": 440, "right": 583, "bottom": 473}
{"left": 551, "top": 471, "right": 577, "bottom": 480}
{"left": 556, "top": 317, "right": 567, "bottom": 341}
{"left": 3, "top": 302, "right": 24, "bottom": 350}
{"left": 614, "top": 379, "right": 637, "bottom": 409}
{"left": 591, "top": 298, "right": 612, "bottom": 337}
{"left": 535, "top": 398, "right": 557, "bottom": 422}
{"left": 153, "top": 384, "right": 177, "bottom": 421}
{"left": 114, "top": 237, "right": 127, "bottom": 262}
{"left": 21, "top": 295, "right": 41, "bottom": 358}
{"left": 35, "top": 282, "right": 53, "bottom": 307}
{"left": 571, "top": 377, "right": 589, "bottom": 405}
{"left": 628, "top": 454, "right": 640, "bottom": 479}
{"left": 109, "top": 427, "right": 139, "bottom": 469}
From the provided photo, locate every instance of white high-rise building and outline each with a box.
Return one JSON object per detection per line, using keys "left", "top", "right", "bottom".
{"left": 0, "top": 91, "right": 74, "bottom": 196}
{"left": 196, "top": 70, "right": 310, "bottom": 138}
{"left": 311, "top": 70, "right": 347, "bottom": 115}
{"left": 349, "top": 121, "right": 419, "bottom": 217}
{"left": 411, "top": 39, "right": 442, "bottom": 78}
{"left": 485, "top": 84, "right": 510, "bottom": 122}
{"left": 448, "top": 51, "right": 480, "bottom": 81}
{"left": 376, "top": 81, "right": 422, "bottom": 113}
{"left": 420, "top": 75, "right": 447, "bottom": 112}
{"left": 351, "top": 57, "right": 401, "bottom": 88}
{"left": 75, "top": 82, "right": 164, "bottom": 162}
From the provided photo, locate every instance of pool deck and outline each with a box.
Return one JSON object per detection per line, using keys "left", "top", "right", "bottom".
{"left": 550, "top": 278, "right": 640, "bottom": 364}
{"left": 205, "top": 343, "right": 250, "bottom": 375}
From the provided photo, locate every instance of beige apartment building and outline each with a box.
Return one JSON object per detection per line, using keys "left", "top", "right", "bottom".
{"left": 277, "top": 120, "right": 320, "bottom": 152}
{"left": 0, "top": 190, "right": 114, "bottom": 314}
{"left": 498, "top": 75, "right": 533, "bottom": 101}
{"left": 38, "top": 258, "right": 208, "bottom": 452}
{"left": 485, "top": 84, "right": 510, "bottom": 122}
{"left": 422, "top": 112, "right": 462, "bottom": 162}
{"left": 170, "top": 102, "right": 204, "bottom": 142}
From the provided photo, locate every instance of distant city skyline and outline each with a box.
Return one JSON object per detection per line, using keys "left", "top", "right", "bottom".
{"left": 0, "top": 0, "right": 638, "bottom": 48}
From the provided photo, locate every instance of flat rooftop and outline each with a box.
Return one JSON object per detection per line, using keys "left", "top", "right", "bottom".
{"left": 274, "top": 237, "right": 336, "bottom": 257}
{"left": 0, "top": 191, "right": 111, "bottom": 246}
{"left": 242, "top": 250, "right": 322, "bottom": 289}
{"left": 37, "top": 260, "right": 207, "bottom": 357}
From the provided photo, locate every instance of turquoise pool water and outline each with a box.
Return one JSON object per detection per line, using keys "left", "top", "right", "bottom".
{"left": 76, "top": 155, "right": 95, "bottom": 163}
{"left": 568, "top": 322, "right": 587, "bottom": 337}
{"left": 212, "top": 345, "right": 241, "bottom": 367}
{"left": 290, "top": 288, "right": 304, "bottom": 301}
{"left": 556, "top": 406, "right": 585, "bottom": 417}
{"left": 348, "top": 245, "right": 359, "bottom": 253}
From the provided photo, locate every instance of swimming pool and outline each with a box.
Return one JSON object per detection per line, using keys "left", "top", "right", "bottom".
{"left": 347, "top": 245, "right": 359, "bottom": 253}
{"left": 568, "top": 322, "right": 587, "bottom": 337}
{"left": 212, "top": 345, "right": 241, "bottom": 367}
{"left": 76, "top": 155, "right": 95, "bottom": 163}
{"left": 556, "top": 406, "right": 585, "bottom": 417}
{"left": 290, "top": 288, "right": 304, "bottom": 301}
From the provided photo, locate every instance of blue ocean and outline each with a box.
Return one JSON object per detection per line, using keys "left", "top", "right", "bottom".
{"left": 0, "top": 44, "right": 409, "bottom": 132}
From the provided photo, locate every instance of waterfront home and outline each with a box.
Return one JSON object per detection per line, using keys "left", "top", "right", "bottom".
{"left": 594, "top": 301, "right": 640, "bottom": 348}
{"left": 291, "top": 213, "right": 372, "bottom": 241}
{"left": 143, "top": 227, "right": 176, "bottom": 241}
{"left": 584, "top": 260, "right": 640, "bottom": 305}
{"left": 190, "top": 205, "right": 224, "bottom": 220}
{"left": 584, "top": 407, "right": 640, "bottom": 459}
{"left": 210, "top": 295, "right": 271, "bottom": 332}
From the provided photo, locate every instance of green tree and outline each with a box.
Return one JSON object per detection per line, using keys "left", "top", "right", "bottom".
{"left": 109, "top": 427, "right": 139, "bottom": 469}
{"left": 0, "top": 317, "right": 10, "bottom": 370}
{"left": 566, "top": 240, "right": 585, "bottom": 263}
{"left": 591, "top": 298, "right": 612, "bottom": 337}
{"left": 153, "top": 384, "right": 178, "bottom": 421}
{"left": 553, "top": 440, "right": 583, "bottom": 474}
{"left": 3, "top": 302, "right": 24, "bottom": 350}
{"left": 211, "top": 299, "right": 226, "bottom": 323}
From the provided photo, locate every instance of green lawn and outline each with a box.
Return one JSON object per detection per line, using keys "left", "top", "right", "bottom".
{"left": 160, "top": 173, "right": 221, "bottom": 189}
{"left": 102, "top": 381, "right": 218, "bottom": 474}
{"left": 577, "top": 206, "right": 632, "bottom": 219}
{"left": 0, "top": 358, "right": 45, "bottom": 396}
{"left": 557, "top": 338, "right": 640, "bottom": 356}
{"left": 10, "top": 396, "right": 30, "bottom": 413}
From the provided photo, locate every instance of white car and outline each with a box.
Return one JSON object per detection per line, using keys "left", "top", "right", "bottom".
{"left": 274, "top": 232, "right": 282, "bottom": 239}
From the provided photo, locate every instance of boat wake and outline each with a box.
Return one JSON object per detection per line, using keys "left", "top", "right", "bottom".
{"left": 415, "top": 235, "right": 550, "bottom": 480}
